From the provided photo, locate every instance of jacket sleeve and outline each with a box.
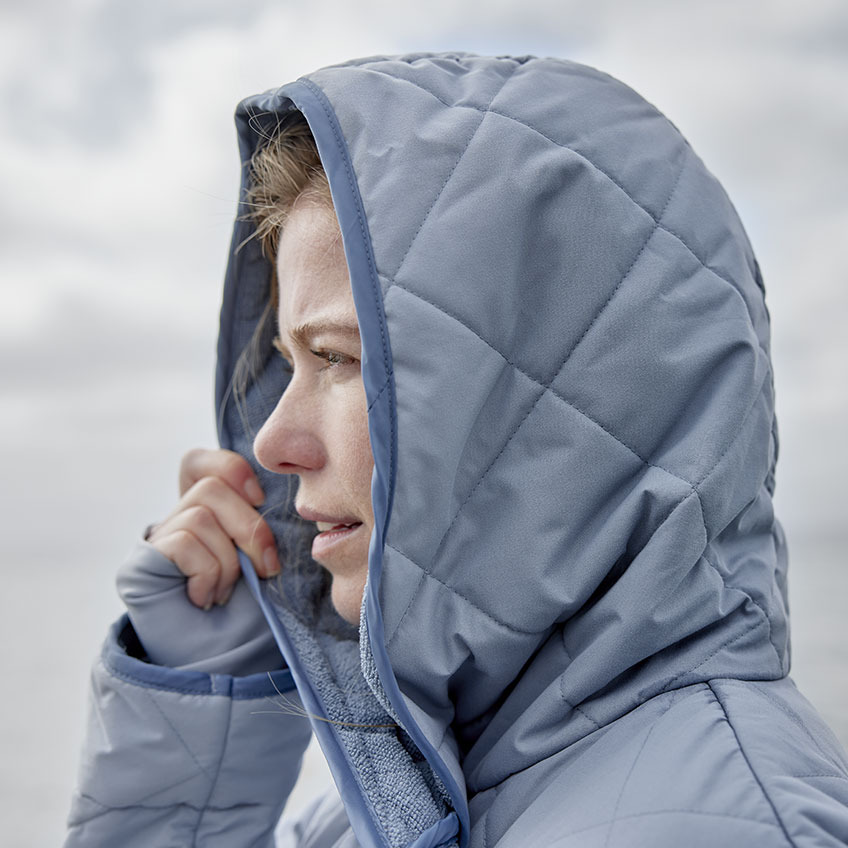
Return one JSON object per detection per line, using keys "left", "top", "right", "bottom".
{"left": 64, "top": 616, "right": 313, "bottom": 848}
{"left": 116, "top": 538, "right": 284, "bottom": 676}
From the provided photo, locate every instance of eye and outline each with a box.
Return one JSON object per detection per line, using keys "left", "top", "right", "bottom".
{"left": 311, "top": 349, "right": 357, "bottom": 369}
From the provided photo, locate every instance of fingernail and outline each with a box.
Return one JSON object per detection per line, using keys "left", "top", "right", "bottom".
{"left": 263, "top": 548, "right": 280, "bottom": 577}
{"left": 203, "top": 591, "right": 214, "bottom": 611}
{"left": 216, "top": 586, "right": 234, "bottom": 606}
{"left": 245, "top": 478, "right": 264, "bottom": 505}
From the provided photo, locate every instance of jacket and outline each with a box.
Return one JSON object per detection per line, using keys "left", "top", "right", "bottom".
{"left": 65, "top": 53, "right": 848, "bottom": 847}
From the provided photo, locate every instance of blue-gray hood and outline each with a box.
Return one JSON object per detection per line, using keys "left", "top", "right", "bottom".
{"left": 216, "top": 53, "right": 788, "bottom": 848}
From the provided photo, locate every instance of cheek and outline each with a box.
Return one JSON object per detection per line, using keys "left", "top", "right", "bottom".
{"left": 340, "top": 386, "right": 374, "bottom": 505}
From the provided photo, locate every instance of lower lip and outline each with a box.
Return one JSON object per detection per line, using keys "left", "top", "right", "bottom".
{"left": 311, "top": 523, "right": 364, "bottom": 560}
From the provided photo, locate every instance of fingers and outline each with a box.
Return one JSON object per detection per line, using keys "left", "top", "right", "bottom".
{"left": 149, "top": 448, "right": 281, "bottom": 610}
{"left": 153, "top": 528, "right": 226, "bottom": 610}
{"left": 179, "top": 476, "right": 280, "bottom": 576}
{"left": 150, "top": 505, "right": 241, "bottom": 607}
{"left": 179, "top": 448, "right": 265, "bottom": 505}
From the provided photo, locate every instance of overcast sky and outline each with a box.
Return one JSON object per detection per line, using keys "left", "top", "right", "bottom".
{"left": 2, "top": 2, "right": 846, "bottom": 844}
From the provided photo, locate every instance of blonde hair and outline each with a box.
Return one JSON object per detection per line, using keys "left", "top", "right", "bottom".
{"left": 245, "top": 114, "right": 332, "bottom": 262}
{"left": 231, "top": 115, "right": 344, "bottom": 632}
{"left": 232, "top": 114, "right": 332, "bottom": 430}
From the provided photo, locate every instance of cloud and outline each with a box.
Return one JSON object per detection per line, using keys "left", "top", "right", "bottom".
{"left": 0, "top": 0, "right": 280, "bottom": 149}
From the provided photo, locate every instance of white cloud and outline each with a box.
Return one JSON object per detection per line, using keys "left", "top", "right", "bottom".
{"left": 1, "top": 2, "right": 846, "bottom": 839}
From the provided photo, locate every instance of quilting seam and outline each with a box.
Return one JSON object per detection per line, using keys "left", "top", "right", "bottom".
{"left": 360, "top": 65, "right": 765, "bottom": 343}
{"left": 544, "top": 808, "right": 781, "bottom": 842}
{"left": 192, "top": 694, "right": 234, "bottom": 847}
{"left": 556, "top": 143, "right": 688, "bottom": 376}
{"left": 603, "top": 697, "right": 675, "bottom": 848}
{"left": 77, "top": 793, "right": 270, "bottom": 814}
{"left": 430, "top": 143, "right": 686, "bottom": 565}
{"left": 561, "top": 694, "right": 602, "bottom": 731}
{"left": 367, "top": 376, "right": 391, "bottom": 412}
{"left": 388, "top": 60, "right": 521, "bottom": 282}
{"left": 386, "top": 274, "right": 778, "bottom": 650}
{"left": 700, "top": 547, "right": 783, "bottom": 675}
{"left": 706, "top": 682, "right": 796, "bottom": 847}
{"left": 666, "top": 618, "right": 767, "bottom": 690}
{"left": 746, "top": 680, "right": 844, "bottom": 768}
{"left": 384, "top": 542, "right": 547, "bottom": 642}
{"left": 140, "top": 687, "right": 214, "bottom": 784}
{"left": 384, "top": 278, "right": 694, "bottom": 490}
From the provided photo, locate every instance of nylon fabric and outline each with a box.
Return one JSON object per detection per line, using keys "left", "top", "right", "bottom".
{"left": 222, "top": 53, "right": 845, "bottom": 846}
{"left": 65, "top": 52, "right": 848, "bottom": 848}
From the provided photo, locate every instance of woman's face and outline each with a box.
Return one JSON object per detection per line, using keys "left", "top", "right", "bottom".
{"left": 253, "top": 199, "right": 374, "bottom": 624}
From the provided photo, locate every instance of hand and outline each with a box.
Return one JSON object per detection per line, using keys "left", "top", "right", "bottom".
{"left": 148, "top": 448, "right": 281, "bottom": 610}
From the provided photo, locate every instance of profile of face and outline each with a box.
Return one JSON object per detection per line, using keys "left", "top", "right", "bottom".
{"left": 253, "top": 200, "right": 374, "bottom": 624}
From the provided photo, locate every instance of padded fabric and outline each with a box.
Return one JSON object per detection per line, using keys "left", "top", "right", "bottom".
{"left": 66, "top": 54, "right": 848, "bottom": 848}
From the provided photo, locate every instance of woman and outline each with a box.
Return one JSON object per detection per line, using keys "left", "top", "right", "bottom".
{"left": 65, "top": 54, "right": 848, "bottom": 847}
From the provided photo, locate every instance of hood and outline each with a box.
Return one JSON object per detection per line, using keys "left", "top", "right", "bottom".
{"left": 216, "top": 53, "right": 789, "bottom": 848}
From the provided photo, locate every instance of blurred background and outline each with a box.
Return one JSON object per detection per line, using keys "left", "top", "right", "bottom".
{"left": 1, "top": 1, "right": 846, "bottom": 845}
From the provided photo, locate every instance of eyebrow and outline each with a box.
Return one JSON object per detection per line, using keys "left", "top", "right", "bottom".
{"left": 274, "top": 319, "right": 361, "bottom": 355}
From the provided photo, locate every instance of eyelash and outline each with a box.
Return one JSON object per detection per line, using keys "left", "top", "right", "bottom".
{"left": 274, "top": 346, "right": 356, "bottom": 373}
{"left": 311, "top": 349, "right": 356, "bottom": 370}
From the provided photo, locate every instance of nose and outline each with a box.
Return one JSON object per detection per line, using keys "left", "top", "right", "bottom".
{"left": 253, "top": 382, "right": 326, "bottom": 474}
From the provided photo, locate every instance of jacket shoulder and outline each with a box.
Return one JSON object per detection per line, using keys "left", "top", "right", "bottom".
{"left": 480, "top": 680, "right": 848, "bottom": 848}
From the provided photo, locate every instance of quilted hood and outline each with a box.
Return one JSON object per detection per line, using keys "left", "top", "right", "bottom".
{"left": 216, "top": 54, "right": 789, "bottom": 846}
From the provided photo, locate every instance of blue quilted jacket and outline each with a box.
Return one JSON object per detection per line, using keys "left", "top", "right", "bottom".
{"left": 66, "top": 54, "right": 848, "bottom": 847}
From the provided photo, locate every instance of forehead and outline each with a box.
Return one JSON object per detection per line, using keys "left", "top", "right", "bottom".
{"left": 274, "top": 200, "right": 354, "bottom": 328}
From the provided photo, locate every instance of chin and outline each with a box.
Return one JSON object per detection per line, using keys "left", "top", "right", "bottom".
{"left": 329, "top": 575, "right": 367, "bottom": 625}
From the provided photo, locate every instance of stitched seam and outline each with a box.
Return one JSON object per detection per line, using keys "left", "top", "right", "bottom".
{"left": 385, "top": 469, "right": 695, "bottom": 649}
{"left": 76, "top": 793, "right": 271, "bottom": 815}
{"left": 701, "top": 547, "right": 783, "bottom": 674}
{"left": 556, "top": 145, "right": 687, "bottom": 376}
{"left": 302, "top": 79, "right": 403, "bottom": 738}
{"left": 138, "top": 688, "right": 214, "bottom": 784}
{"left": 690, "top": 365, "right": 772, "bottom": 492}
{"left": 385, "top": 568, "right": 427, "bottom": 647}
{"left": 386, "top": 199, "right": 688, "bottom": 644}
{"left": 706, "top": 682, "right": 796, "bottom": 847}
{"left": 428, "top": 147, "right": 687, "bottom": 576}
{"left": 267, "top": 596, "right": 395, "bottom": 848}
{"left": 549, "top": 808, "right": 782, "bottom": 841}
{"left": 303, "top": 79, "right": 391, "bottom": 374}
{"left": 561, "top": 694, "right": 601, "bottom": 731}
{"left": 367, "top": 376, "right": 391, "bottom": 412}
{"left": 385, "top": 277, "right": 695, "bottom": 490}
{"left": 384, "top": 542, "right": 546, "bottom": 640}
{"left": 788, "top": 773, "right": 848, "bottom": 781}
{"left": 666, "top": 617, "right": 768, "bottom": 689}
{"left": 603, "top": 697, "right": 676, "bottom": 847}
{"left": 745, "top": 680, "right": 844, "bottom": 767}
{"left": 359, "top": 67, "right": 766, "bottom": 342}
{"left": 388, "top": 61, "right": 521, "bottom": 282}
{"left": 103, "top": 655, "right": 218, "bottom": 698}
{"left": 192, "top": 689, "right": 233, "bottom": 846}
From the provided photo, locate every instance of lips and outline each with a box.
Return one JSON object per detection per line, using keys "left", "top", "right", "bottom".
{"left": 316, "top": 521, "right": 360, "bottom": 533}
{"left": 297, "top": 506, "right": 364, "bottom": 562}
{"left": 296, "top": 506, "right": 360, "bottom": 526}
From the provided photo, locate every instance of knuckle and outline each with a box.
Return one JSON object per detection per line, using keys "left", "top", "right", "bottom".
{"left": 194, "top": 475, "right": 225, "bottom": 500}
{"left": 222, "top": 451, "right": 249, "bottom": 482}
{"left": 187, "top": 503, "right": 215, "bottom": 529}
{"left": 172, "top": 529, "right": 197, "bottom": 556}
{"left": 181, "top": 447, "right": 204, "bottom": 473}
